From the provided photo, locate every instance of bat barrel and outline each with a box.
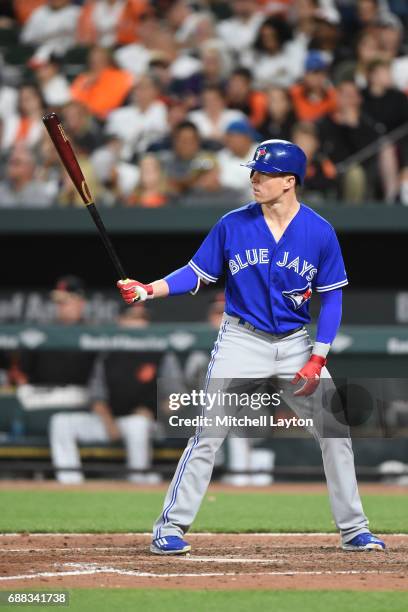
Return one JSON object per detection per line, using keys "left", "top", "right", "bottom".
{"left": 42, "top": 113, "right": 127, "bottom": 280}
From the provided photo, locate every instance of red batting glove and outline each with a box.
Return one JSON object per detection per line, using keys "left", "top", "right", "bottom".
{"left": 291, "top": 354, "right": 327, "bottom": 397}
{"left": 117, "top": 279, "right": 153, "bottom": 304}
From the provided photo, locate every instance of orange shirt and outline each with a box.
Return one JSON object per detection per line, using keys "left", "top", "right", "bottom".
{"left": 15, "top": 117, "right": 31, "bottom": 141}
{"left": 70, "top": 67, "right": 134, "bottom": 119}
{"left": 249, "top": 91, "right": 268, "bottom": 127}
{"left": 290, "top": 84, "right": 337, "bottom": 122}
{"left": 116, "top": 0, "right": 151, "bottom": 46}
{"left": 76, "top": 1, "right": 99, "bottom": 45}
{"left": 127, "top": 191, "right": 167, "bottom": 208}
{"left": 306, "top": 158, "right": 337, "bottom": 180}
{"left": 13, "top": 0, "right": 46, "bottom": 24}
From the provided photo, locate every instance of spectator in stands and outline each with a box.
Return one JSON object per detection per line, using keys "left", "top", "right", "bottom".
{"left": 49, "top": 301, "right": 162, "bottom": 484}
{"left": 125, "top": 154, "right": 168, "bottom": 208}
{"left": 355, "top": 0, "right": 393, "bottom": 32}
{"left": 114, "top": 14, "right": 176, "bottom": 79}
{"left": 377, "top": 13, "right": 408, "bottom": 92}
{"left": 0, "top": 144, "right": 55, "bottom": 207}
{"left": 186, "top": 10, "right": 216, "bottom": 49}
{"left": 166, "top": 0, "right": 215, "bottom": 49}
{"left": 146, "top": 98, "right": 189, "bottom": 153}
{"left": 333, "top": 30, "right": 384, "bottom": 88}
{"left": 1, "top": 84, "right": 45, "bottom": 152}
{"left": 34, "top": 132, "right": 63, "bottom": 202}
{"left": 0, "top": 63, "right": 18, "bottom": 126}
{"left": 240, "top": 15, "right": 302, "bottom": 89}
{"left": 291, "top": 50, "right": 337, "bottom": 122}
{"left": 158, "top": 120, "right": 219, "bottom": 204}
{"left": 70, "top": 46, "right": 134, "bottom": 120}
{"left": 258, "top": 85, "right": 297, "bottom": 141}
{"left": 104, "top": 74, "right": 168, "bottom": 161}
{"left": 188, "top": 85, "right": 245, "bottom": 145}
{"left": 216, "top": 0, "right": 264, "bottom": 56}
{"left": 62, "top": 101, "right": 105, "bottom": 154}
{"left": 115, "top": 0, "right": 152, "bottom": 46}
{"left": 318, "top": 79, "right": 383, "bottom": 203}
{"left": 198, "top": 39, "right": 233, "bottom": 89}
{"left": 291, "top": 0, "right": 320, "bottom": 44}
{"left": 90, "top": 137, "right": 140, "bottom": 205}
{"left": 20, "top": 0, "right": 80, "bottom": 59}
{"left": 12, "top": 1, "right": 47, "bottom": 25}
{"left": 216, "top": 119, "right": 258, "bottom": 204}
{"left": 165, "top": 38, "right": 232, "bottom": 107}
{"left": 341, "top": 0, "right": 393, "bottom": 48}
{"left": 224, "top": 67, "right": 268, "bottom": 128}
{"left": 148, "top": 52, "right": 177, "bottom": 103}
{"left": 292, "top": 121, "right": 338, "bottom": 204}
{"left": 362, "top": 59, "right": 408, "bottom": 202}
{"left": 29, "top": 52, "right": 71, "bottom": 108}
{"left": 77, "top": 0, "right": 132, "bottom": 48}
{"left": 113, "top": 20, "right": 155, "bottom": 78}
{"left": 308, "top": 7, "right": 343, "bottom": 64}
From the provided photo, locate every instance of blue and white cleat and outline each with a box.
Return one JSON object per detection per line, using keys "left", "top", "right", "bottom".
{"left": 150, "top": 536, "right": 191, "bottom": 555}
{"left": 342, "top": 532, "right": 386, "bottom": 551}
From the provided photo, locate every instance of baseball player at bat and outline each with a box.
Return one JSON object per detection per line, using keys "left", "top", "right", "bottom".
{"left": 117, "top": 139, "right": 386, "bottom": 555}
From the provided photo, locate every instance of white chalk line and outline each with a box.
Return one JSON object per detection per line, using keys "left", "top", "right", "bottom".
{"left": 0, "top": 550, "right": 391, "bottom": 567}
{"left": 0, "top": 550, "right": 284, "bottom": 563}
{"left": 177, "top": 557, "right": 284, "bottom": 564}
{"left": 0, "top": 561, "right": 401, "bottom": 582}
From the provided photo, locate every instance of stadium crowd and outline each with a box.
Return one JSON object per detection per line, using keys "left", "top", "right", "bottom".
{"left": 0, "top": 0, "right": 408, "bottom": 207}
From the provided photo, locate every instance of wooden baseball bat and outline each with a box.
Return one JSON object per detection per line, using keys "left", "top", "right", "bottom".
{"left": 42, "top": 112, "right": 128, "bottom": 280}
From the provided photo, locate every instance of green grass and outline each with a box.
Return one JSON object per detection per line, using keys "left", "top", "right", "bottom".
{"left": 2, "top": 590, "right": 407, "bottom": 612}
{"left": 0, "top": 489, "right": 406, "bottom": 533}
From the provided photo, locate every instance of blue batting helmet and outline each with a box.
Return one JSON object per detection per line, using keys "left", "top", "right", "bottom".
{"left": 241, "top": 139, "right": 307, "bottom": 185}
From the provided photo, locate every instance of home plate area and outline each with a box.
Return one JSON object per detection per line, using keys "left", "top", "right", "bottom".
{"left": 0, "top": 534, "right": 407, "bottom": 591}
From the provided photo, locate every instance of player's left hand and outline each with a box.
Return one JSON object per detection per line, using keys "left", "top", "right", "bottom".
{"left": 291, "top": 354, "right": 326, "bottom": 397}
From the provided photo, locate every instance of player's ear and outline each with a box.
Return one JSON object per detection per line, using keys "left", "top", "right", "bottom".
{"left": 283, "top": 174, "right": 296, "bottom": 190}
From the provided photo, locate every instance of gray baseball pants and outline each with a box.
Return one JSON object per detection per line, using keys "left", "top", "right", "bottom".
{"left": 153, "top": 314, "right": 369, "bottom": 543}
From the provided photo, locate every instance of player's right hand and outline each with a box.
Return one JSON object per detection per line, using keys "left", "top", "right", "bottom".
{"left": 117, "top": 279, "right": 153, "bottom": 304}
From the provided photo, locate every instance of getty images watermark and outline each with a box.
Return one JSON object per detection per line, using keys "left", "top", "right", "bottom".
{"left": 156, "top": 380, "right": 318, "bottom": 437}
{"left": 157, "top": 377, "right": 408, "bottom": 439}
{"left": 167, "top": 389, "right": 313, "bottom": 430}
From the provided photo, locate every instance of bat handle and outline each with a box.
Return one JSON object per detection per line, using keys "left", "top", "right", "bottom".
{"left": 86, "top": 203, "right": 127, "bottom": 280}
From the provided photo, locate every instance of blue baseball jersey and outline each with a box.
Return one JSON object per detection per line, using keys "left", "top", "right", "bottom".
{"left": 189, "top": 203, "right": 348, "bottom": 334}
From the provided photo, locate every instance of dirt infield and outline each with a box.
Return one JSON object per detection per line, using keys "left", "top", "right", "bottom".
{"left": 0, "top": 533, "right": 407, "bottom": 591}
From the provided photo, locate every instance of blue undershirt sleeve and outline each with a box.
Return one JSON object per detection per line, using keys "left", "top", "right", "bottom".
{"left": 164, "top": 265, "right": 200, "bottom": 296}
{"left": 315, "top": 288, "right": 343, "bottom": 345}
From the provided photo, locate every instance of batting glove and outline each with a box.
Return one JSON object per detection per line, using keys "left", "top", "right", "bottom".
{"left": 291, "top": 354, "right": 326, "bottom": 397}
{"left": 117, "top": 279, "right": 153, "bottom": 304}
